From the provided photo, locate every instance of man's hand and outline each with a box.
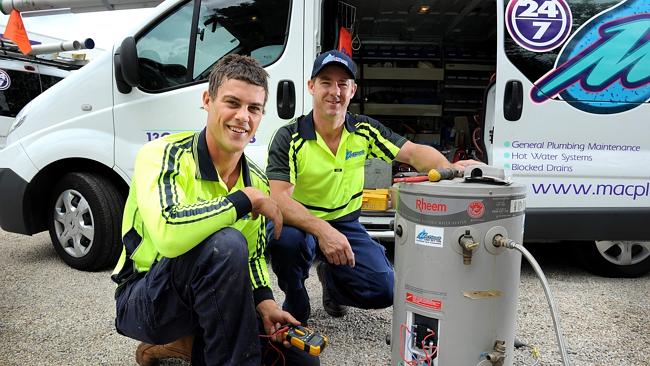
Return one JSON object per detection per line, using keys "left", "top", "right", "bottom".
{"left": 241, "top": 187, "right": 283, "bottom": 239}
{"left": 316, "top": 224, "right": 355, "bottom": 267}
{"left": 452, "top": 159, "right": 484, "bottom": 173}
{"left": 257, "top": 300, "right": 299, "bottom": 346}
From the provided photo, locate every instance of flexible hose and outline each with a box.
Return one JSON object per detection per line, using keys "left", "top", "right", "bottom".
{"left": 497, "top": 236, "right": 570, "bottom": 366}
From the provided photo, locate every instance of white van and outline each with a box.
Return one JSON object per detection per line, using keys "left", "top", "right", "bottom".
{"left": 0, "top": 0, "right": 648, "bottom": 277}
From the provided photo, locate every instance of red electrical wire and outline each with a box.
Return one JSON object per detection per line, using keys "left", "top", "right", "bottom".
{"left": 453, "top": 148, "right": 467, "bottom": 163}
{"left": 420, "top": 330, "right": 438, "bottom": 365}
{"left": 259, "top": 325, "right": 290, "bottom": 339}
{"left": 399, "top": 324, "right": 418, "bottom": 366}
{"left": 266, "top": 340, "right": 286, "bottom": 366}
{"left": 259, "top": 325, "right": 291, "bottom": 366}
{"left": 472, "top": 127, "right": 484, "bottom": 158}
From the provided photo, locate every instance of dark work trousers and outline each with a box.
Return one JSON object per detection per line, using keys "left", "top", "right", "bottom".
{"left": 114, "top": 228, "right": 319, "bottom": 366}
{"left": 267, "top": 219, "right": 394, "bottom": 323}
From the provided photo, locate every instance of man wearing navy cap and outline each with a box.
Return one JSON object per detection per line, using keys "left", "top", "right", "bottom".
{"left": 266, "top": 50, "right": 479, "bottom": 323}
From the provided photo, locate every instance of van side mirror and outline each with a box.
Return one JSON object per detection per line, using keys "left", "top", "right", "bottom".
{"left": 114, "top": 47, "right": 131, "bottom": 94}
{"left": 115, "top": 36, "right": 140, "bottom": 93}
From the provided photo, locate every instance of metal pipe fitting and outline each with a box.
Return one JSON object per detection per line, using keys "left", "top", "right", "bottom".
{"left": 459, "top": 230, "right": 479, "bottom": 265}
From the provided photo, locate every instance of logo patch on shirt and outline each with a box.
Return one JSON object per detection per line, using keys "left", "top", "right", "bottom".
{"left": 345, "top": 149, "right": 364, "bottom": 160}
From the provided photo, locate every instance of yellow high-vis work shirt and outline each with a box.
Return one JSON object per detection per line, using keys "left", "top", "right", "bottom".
{"left": 267, "top": 112, "right": 406, "bottom": 222}
{"left": 112, "top": 129, "right": 273, "bottom": 304}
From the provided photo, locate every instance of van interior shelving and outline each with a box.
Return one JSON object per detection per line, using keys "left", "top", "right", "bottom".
{"left": 322, "top": 0, "right": 497, "bottom": 164}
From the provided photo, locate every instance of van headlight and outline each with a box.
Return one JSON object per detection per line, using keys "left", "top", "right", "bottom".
{"left": 8, "top": 113, "right": 27, "bottom": 137}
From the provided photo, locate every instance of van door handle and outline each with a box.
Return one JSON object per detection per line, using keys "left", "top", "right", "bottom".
{"left": 503, "top": 80, "right": 523, "bottom": 121}
{"left": 277, "top": 80, "right": 295, "bottom": 119}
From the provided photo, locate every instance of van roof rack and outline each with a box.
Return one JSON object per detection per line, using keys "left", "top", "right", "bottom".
{"left": 0, "top": 39, "right": 87, "bottom": 71}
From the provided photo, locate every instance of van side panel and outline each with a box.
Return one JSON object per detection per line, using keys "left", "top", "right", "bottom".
{"left": 20, "top": 51, "right": 115, "bottom": 170}
{"left": 526, "top": 207, "right": 650, "bottom": 240}
{"left": 0, "top": 142, "right": 39, "bottom": 233}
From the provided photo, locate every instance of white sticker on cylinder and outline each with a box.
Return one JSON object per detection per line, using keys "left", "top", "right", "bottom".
{"left": 510, "top": 198, "right": 526, "bottom": 213}
{"left": 415, "top": 225, "right": 444, "bottom": 248}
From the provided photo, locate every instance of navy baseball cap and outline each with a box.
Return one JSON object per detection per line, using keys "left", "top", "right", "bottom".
{"left": 310, "top": 50, "right": 356, "bottom": 80}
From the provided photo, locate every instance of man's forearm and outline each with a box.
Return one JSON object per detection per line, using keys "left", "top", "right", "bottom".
{"left": 397, "top": 143, "right": 452, "bottom": 172}
{"left": 273, "top": 192, "right": 329, "bottom": 237}
{"left": 416, "top": 145, "right": 452, "bottom": 171}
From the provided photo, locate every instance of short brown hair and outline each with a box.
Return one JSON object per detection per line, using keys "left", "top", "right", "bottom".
{"left": 208, "top": 54, "right": 269, "bottom": 103}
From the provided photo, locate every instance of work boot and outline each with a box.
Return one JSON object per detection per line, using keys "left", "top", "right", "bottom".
{"left": 135, "top": 335, "right": 193, "bottom": 366}
{"left": 316, "top": 262, "right": 348, "bottom": 318}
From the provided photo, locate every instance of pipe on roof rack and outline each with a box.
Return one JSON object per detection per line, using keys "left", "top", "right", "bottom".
{"left": 1, "top": 0, "right": 162, "bottom": 15}
{"left": 28, "top": 38, "right": 95, "bottom": 56}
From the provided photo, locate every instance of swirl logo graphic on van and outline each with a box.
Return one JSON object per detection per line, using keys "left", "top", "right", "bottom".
{"left": 531, "top": 0, "right": 650, "bottom": 114}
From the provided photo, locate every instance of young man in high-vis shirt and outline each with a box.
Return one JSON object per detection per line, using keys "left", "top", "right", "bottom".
{"left": 111, "top": 55, "right": 318, "bottom": 366}
{"left": 266, "top": 50, "right": 480, "bottom": 323}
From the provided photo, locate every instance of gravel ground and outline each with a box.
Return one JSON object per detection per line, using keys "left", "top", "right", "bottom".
{"left": 0, "top": 229, "right": 648, "bottom": 366}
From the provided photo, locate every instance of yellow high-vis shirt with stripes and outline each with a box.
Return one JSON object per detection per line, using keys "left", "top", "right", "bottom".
{"left": 267, "top": 112, "right": 406, "bottom": 222}
{"left": 112, "top": 129, "right": 273, "bottom": 303}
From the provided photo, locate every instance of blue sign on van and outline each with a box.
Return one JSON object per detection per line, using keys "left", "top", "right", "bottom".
{"left": 0, "top": 69, "right": 10, "bottom": 91}
{"left": 531, "top": 0, "right": 650, "bottom": 114}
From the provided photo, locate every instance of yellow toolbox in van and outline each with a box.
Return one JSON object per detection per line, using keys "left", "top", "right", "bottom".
{"left": 362, "top": 189, "right": 390, "bottom": 211}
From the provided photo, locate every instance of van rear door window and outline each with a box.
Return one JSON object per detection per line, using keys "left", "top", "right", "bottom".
{"left": 0, "top": 69, "right": 41, "bottom": 118}
{"left": 40, "top": 74, "right": 65, "bottom": 92}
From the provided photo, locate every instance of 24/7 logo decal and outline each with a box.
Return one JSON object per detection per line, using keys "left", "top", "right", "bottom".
{"left": 506, "top": 0, "right": 572, "bottom": 52}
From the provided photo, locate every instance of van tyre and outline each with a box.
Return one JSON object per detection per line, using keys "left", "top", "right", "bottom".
{"left": 578, "top": 240, "right": 650, "bottom": 278}
{"left": 47, "top": 172, "right": 124, "bottom": 271}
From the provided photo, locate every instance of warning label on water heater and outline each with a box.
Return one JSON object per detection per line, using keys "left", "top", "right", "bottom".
{"left": 406, "top": 292, "right": 443, "bottom": 311}
{"left": 414, "top": 225, "right": 444, "bottom": 248}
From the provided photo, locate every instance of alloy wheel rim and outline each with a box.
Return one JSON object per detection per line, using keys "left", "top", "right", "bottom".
{"left": 595, "top": 241, "right": 650, "bottom": 266}
{"left": 53, "top": 189, "right": 95, "bottom": 258}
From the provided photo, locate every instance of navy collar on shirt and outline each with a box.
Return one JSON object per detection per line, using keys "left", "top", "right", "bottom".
{"left": 196, "top": 128, "right": 251, "bottom": 186}
{"left": 297, "top": 111, "right": 358, "bottom": 140}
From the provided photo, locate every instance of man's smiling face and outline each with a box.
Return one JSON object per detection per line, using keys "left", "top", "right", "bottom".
{"left": 203, "top": 78, "right": 265, "bottom": 154}
{"left": 308, "top": 65, "right": 357, "bottom": 122}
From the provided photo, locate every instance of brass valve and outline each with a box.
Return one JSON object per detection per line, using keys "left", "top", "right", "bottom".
{"left": 458, "top": 230, "right": 479, "bottom": 265}
{"left": 485, "top": 340, "right": 506, "bottom": 365}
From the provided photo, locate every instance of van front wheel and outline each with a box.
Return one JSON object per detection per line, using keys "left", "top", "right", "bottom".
{"left": 47, "top": 172, "right": 123, "bottom": 271}
{"left": 580, "top": 240, "right": 650, "bottom": 278}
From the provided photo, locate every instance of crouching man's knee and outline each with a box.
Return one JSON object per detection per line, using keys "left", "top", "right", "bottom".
{"left": 363, "top": 271, "right": 395, "bottom": 309}
{"left": 200, "top": 228, "right": 249, "bottom": 272}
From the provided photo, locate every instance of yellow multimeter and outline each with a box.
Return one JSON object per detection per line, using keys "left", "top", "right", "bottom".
{"left": 283, "top": 325, "right": 329, "bottom": 356}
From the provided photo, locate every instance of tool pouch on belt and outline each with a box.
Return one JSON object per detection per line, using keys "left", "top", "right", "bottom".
{"left": 111, "top": 228, "right": 144, "bottom": 294}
